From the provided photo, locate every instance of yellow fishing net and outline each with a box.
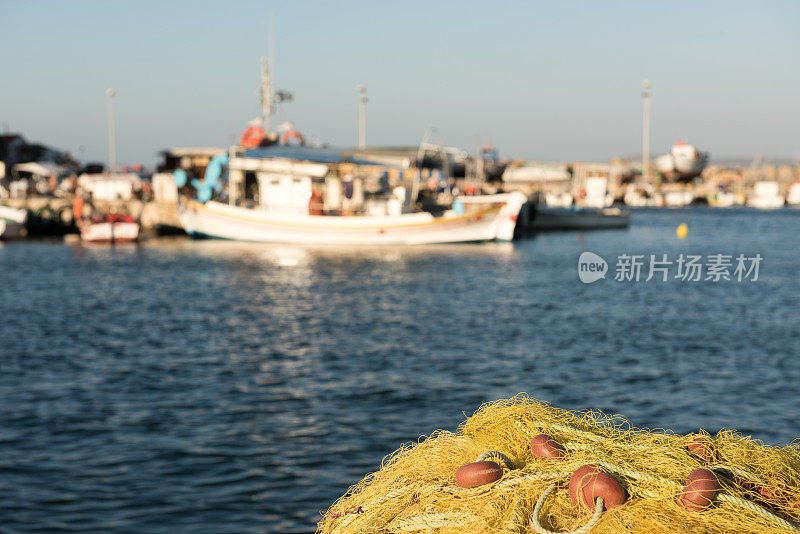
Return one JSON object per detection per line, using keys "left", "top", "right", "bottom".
{"left": 318, "top": 395, "right": 800, "bottom": 533}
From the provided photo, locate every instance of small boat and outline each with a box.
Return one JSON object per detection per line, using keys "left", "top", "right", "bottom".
{"left": 527, "top": 205, "right": 630, "bottom": 231}
{"left": 575, "top": 176, "right": 614, "bottom": 209}
{"left": 707, "top": 189, "right": 742, "bottom": 207}
{"left": 0, "top": 205, "right": 28, "bottom": 240}
{"left": 623, "top": 182, "right": 663, "bottom": 207}
{"left": 662, "top": 190, "right": 696, "bottom": 208}
{"left": 746, "top": 181, "right": 784, "bottom": 209}
{"left": 80, "top": 214, "right": 140, "bottom": 243}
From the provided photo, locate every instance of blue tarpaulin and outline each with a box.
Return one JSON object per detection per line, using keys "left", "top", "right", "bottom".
{"left": 242, "top": 146, "right": 404, "bottom": 167}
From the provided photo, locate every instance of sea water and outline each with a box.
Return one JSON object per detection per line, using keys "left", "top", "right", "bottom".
{"left": 0, "top": 208, "right": 798, "bottom": 532}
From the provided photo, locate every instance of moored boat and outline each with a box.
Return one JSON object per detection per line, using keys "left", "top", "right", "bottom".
{"left": 527, "top": 205, "right": 630, "bottom": 231}
{"left": 0, "top": 205, "right": 28, "bottom": 240}
{"left": 747, "top": 181, "right": 784, "bottom": 209}
{"left": 180, "top": 185, "right": 525, "bottom": 245}
{"left": 176, "top": 58, "right": 525, "bottom": 245}
{"left": 80, "top": 214, "right": 140, "bottom": 243}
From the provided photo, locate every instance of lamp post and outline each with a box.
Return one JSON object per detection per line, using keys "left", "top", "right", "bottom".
{"left": 641, "top": 80, "right": 651, "bottom": 181}
{"left": 106, "top": 88, "right": 117, "bottom": 174}
{"left": 357, "top": 85, "right": 367, "bottom": 149}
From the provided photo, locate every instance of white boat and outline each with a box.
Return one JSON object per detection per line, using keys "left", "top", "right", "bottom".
{"left": 576, "top": 176, "right": 614, "bottom": 209}
{"left": 180, "top": 190, "right": 525, "bottom": 245}
{"left": 176, "top": 57, "right": 525, "bottom": 245}
{"left": 623, "top": 182, "right": 663, "bottom": 207}
{"left": 747, "top": 181, "right": 784, "bottom": 209}
{"left": 786, "top": 181, "right": 800, "bottom": 206}
{"left": 544, "top": 191, "right": 573, "bottom": 208}
{"left": 663, "top": 190, "right": 696, "bottom": 207}
{"left": 707, "top": 190, "right": 742, "bottom": 208}
{"left": 0, "top": 205, "right": 27, "bottom": 239}
{"left": 655, "top": 141, "right": 709, "bottom": 180}
{"left": 502, "top": 162, "right": 570, "bottom": 183}
{"left": 80, "top": 215, "right": 140, "bottom": 243}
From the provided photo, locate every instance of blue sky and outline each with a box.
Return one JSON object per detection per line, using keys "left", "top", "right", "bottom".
{"left": 3, "top": 0, "right": 799, "bottom": 167}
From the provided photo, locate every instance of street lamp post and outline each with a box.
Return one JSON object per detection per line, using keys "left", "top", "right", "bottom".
{"left": 641, "top": 80, "right": 651, "bottom": 181}
{"left": 106, "top": 88, "right": 117, "bottom": 174}
{"left": 357, "top": 85, "right": 367, "bottom": 149}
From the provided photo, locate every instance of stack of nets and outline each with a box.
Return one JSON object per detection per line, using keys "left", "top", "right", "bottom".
{"left": 318, "top": 395, "right": 800, "bottom": 533}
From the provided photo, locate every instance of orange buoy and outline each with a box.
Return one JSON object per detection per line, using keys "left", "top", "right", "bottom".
{"left": 529, "top": 434, "right": 565, "bottom": 459}
{"left": 686, "top": 435, "right": 715, "bottom": 463}
{"left": 569, "top": 464, "right": 628, "bottom": 511}
{"left": 455, "top": 461, "right": 503, "bottom": 488}
{"left": 240, "top": 125, "right": 265, "bottom": 148}
{"left": 678, "top": 468, "right": 720, "bottom": 511}
{"left": 280, "top": 130, "right": 306, "bottom": 147}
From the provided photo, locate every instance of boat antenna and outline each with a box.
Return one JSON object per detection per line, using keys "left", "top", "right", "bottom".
{"left": 259, "top": 18, "right": 293, "bottom": 135}
{"left": 260, "top": 56, "right": 272, "bottom": 132}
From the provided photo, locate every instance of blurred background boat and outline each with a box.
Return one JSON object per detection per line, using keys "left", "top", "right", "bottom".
{"left": 0, "top": 205, "right": 27, "bottom": 239}
{"left": 526, "top": 205, "right": 630, "bottom": 231}
{"left": 747, "top": 180, "right": 784, "bottom": 209}
{"left": 655, "top": 141, "right": 709, "bottom": 180}
{"left": 80, "top": 213, "right": 140, "bottom": 243}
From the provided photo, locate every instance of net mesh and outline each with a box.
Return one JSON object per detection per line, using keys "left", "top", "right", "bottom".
{"left": 318, "top": 394, "right": 800, "bottom": 533}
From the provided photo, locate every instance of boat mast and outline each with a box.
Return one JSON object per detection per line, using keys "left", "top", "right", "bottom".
{"left": 642, "top": 80, "right": 652, "bottom": 182}
{"left": 260, "top": 18, "right": 275, "bottom": 132}
{"left": 261, "top": 57, "right": 273, "bottom": 133}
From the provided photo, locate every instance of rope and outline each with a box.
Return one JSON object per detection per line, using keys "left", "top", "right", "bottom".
{"left": 476, "top": 450, "right": 516, "bottom": 470}
{"left": 502, "top": 490, "right": 525, "bottom": 533}
{"left": 520, "top": 419, "right": 608, "bottom": 444}
{"left": 331, "top": 484, "right": 415, "bottom": 533}
{"left": 388, "top": 512, "right": 471, "bottom": 532}
{"left": 495, "top": 471, "right": 565, "bottom": 490}
{"left": 521, "top": 419, "right": 671, "bottom": 452}
{"left": 591, "top": 459, "right": 682, "bottom": 490}
{"left": 530, "top": 483, "right": 605, "bottom": 534}
{"left": 716, "top": 493, "right": 800, "bottom": 532}
{"left": 708, "top": 464, "right": 764, "bottom": 486}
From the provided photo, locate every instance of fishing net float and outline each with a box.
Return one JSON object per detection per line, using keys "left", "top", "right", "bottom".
{"left": 318, "top": 395, "right": 800, "bottom": 533}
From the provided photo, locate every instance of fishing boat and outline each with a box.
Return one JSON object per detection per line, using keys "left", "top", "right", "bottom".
{"left": 80, "top": 214, "right": 140, "bottom": 243}
{"left": 526, "top": 205, "right": 630, "bottom": 231}
{"left": 176, "top": 59, "right": 524, "bottom": 245}
{"left": 0, "top": 205, "right": 27, "bottom": 239}
{"left": 178, "top": 146, "right": 524, "bottom": 244}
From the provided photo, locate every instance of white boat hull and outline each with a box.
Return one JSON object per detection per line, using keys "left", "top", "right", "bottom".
{"left": 708, "top": 191, "right": 744, "bottom": 207}
{"left": 787, "top": 182, "right": 800, "bottom": 206}
{"left": 747, "top": 181, "right": 785, "bottom": 209}
{"left": 0, "top": 206, "right": 28, "bottom": 240}
{"left": 80, "top": 222, "right": 140, "bottom": 243}
{"left": 178, "top": 193, "right": 525, "bottom": 245}
{"left": 747, "top": 197, "right": 785, "bottom": 209}
{"left": 663, "top": 191, "right": 696, "bottom": 207}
